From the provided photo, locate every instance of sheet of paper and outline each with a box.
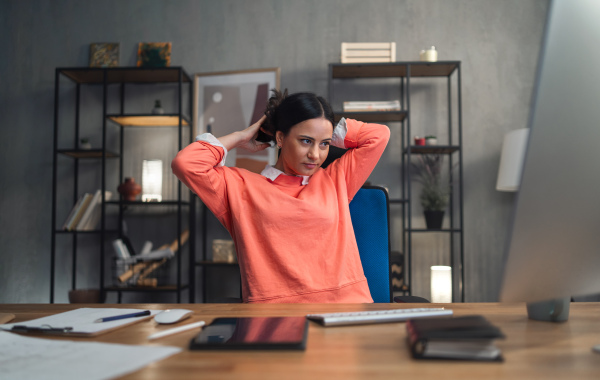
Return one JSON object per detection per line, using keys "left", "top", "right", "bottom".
{"left": 0, "top": 331, "right": 181, "bottom": 380}
{"left": 0, "top": 308, "right": 161, "bottom": 335}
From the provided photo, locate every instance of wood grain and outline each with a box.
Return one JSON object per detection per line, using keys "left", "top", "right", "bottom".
{"left": 1, "top": 303, "right": 599, "bottom": 379}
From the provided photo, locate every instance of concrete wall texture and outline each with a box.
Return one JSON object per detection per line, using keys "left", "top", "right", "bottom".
{"left": 0, "top": 0, "right": 549, "bottom": 303}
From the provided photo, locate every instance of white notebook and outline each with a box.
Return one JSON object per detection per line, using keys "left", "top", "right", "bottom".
{"left": 0, "top": 308, "right": 161, "bottom": 337}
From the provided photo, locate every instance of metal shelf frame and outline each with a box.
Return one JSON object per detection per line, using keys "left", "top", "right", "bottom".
{"left": 328, "top": 61, "right": 465, "bottom": 302}
{"left": 50, "top": 67, "right": 195, "bottom": 303}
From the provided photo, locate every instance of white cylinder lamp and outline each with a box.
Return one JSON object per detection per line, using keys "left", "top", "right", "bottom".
{"left": 496, "top": 128, "right": 529, "bottom": 192}
{"left": 431, "top": 266, "right": 452, "bottom": 303}
{"left": 142, "top": 159, "right": 163, "bottom": 202}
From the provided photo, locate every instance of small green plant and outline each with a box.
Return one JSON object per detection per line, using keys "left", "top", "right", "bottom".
{"left": 410, "top": 154, "right": 450, "bottom": 211}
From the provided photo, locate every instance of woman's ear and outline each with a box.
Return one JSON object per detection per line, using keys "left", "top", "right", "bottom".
{"left": 276, "top": 131, "right": 284, "bottom": 148}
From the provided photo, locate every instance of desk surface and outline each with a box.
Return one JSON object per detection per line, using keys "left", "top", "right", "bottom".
{"left": 1, "top": 302, "right": 599, "bottom": 379}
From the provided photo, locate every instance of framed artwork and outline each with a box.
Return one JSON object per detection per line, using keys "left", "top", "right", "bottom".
{"left": 137, "top": 42, "right": 171, "bottom": 67}
{"left": 89, "top": 43, "right": 119, "bottom": 67}
{"left": 194, "top": 68, "right": 281, "bottom": 174}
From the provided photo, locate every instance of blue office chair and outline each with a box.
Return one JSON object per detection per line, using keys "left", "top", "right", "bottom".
{"left": 349, "top": 186, "right": 393, "bottom": 303}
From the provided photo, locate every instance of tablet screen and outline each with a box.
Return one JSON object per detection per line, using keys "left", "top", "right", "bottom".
{"left": 189, "top": 317, "right": 308, "bottom": 350}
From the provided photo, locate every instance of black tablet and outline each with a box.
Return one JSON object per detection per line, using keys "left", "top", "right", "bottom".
{"left": 189, "top": 316, "right": 308, "bottom": 350}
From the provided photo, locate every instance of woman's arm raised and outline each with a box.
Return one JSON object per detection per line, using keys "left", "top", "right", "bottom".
{"left": 171, "top": 116, "right": 270, "bottom": 227}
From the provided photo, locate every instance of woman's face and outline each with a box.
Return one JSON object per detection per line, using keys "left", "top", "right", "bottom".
{"left": 275, "top": 117, "right": 334, "bottom": 177}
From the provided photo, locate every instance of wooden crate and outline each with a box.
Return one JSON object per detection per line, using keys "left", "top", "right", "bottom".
{"left": 341, "top": 42, "right": 396, "bottom": 63}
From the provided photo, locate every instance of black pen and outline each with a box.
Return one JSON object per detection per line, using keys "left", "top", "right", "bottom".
{"left": 94, "top": 310, "right": 151, "bottom": 323}
{"left": 12, "top": 325, "right": 74, "bottom": 333}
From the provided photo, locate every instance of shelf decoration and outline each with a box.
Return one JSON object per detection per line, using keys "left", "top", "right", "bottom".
{"left": 430, "top": 266, "right": 452, "bottom": 303}
{"left": 425, "top": 135, "right": 438, "bottom": 146}
{"left": 142, "top": 159, "right": 163, "bottom": 202}
{"left": 79, "top": 138, "right": 92, "bottom": 150}
{"left": 89, "top": 43, "right": 119, "bottom": 67}
{"left": 212, "top": 239, "right": 236, "bottom": 263}
{"left": 410, "top": 155, "right": 450, "bottom": 229}
{"left": 137, "top": 42, "right": 171, "bottom": 68}
{"left": 341, "top": 42, "right": 396, "bottom": 63}
{"left": 194, "top": 68, "right": 280, "bottom": 173}
{"left": 419, "top": 46, "right": 438, "bottom": 62}
{"left": 118, "top": 177, "right": 141, "bottom": 201}
{"left": 152, "top": 99, "right": 165, "bottom": 114}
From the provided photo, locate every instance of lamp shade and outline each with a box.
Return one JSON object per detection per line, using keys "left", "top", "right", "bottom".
{"left": 431, "top": 265, "right": 452, "bottom": 303}
{"left": 142, "top": 159, "right": 163, "bottom": 202}
{"left": 496, "top": 128, "right": 529, "bottom": 192}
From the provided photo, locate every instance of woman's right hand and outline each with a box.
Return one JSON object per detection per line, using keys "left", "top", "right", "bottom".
{"left": 237, "top": 115, "right": 271, "bottom": 152}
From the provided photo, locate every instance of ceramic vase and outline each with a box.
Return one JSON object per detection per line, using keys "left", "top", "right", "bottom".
{"left": 118, "top": 177, "right": 141, "bottom": 201}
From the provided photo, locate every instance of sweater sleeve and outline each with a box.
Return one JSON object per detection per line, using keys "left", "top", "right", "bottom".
{"left": 171, "top": 139, "right": 232, "bottom": 229}
{"left": 326, "top": 118, "right": 390, "bottom": 201}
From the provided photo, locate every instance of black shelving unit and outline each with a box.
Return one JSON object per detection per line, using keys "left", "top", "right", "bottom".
{"left": 328, "top": 61, "right": 464, "bottom": 302}
{"left": 50, "top": 67, "right": 195, "bottom": 303}
{"left": 192, "top": 205, "right": 240, "bottom": 303}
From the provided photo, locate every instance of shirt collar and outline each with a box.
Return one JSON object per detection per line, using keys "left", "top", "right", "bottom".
{"left": 260, "top": 165, "right": 310, "bottom": 185}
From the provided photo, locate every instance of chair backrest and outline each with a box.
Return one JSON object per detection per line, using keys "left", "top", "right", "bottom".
{"left": 349, "top": 186, "right": 392, "bottom": 303}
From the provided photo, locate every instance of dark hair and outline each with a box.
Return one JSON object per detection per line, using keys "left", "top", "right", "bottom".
{"left": 260, "top": 89, "right": 335, "bottom": 142}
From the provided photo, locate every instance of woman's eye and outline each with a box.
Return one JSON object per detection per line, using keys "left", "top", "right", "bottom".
{"left": 301, "top": 139, "right": 311, "bottom": 144}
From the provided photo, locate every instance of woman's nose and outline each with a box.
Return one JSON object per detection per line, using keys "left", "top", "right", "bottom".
{"left": 307, "top": 145, "right": 319, "bottom": 160}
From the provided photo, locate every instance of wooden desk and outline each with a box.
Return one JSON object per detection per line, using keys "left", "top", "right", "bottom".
{"left": 1, "top": 303, "right": 599, "bottom": 379}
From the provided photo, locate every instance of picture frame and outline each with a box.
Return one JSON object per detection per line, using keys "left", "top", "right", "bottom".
{"left": 136, "top": 42, "right": 171, "bottom": 68}
{"left": 193, "top": 68, "right": 281, "bottom": 174}
{"left": 89, "top": 43, "right": 119, "bottom": 67}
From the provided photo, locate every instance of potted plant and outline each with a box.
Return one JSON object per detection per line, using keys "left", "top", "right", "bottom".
{"left": 411, "top": 154, "right": 450, "bottom": 229}
{"left": 425, "top": 135, "right": 438, "bottom": 145}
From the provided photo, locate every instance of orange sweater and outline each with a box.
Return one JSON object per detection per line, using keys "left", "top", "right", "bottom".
{"left": 172, "top": 119, "right": 390, "bottom": 303}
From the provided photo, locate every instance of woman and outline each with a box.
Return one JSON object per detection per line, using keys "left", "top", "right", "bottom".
{"left": 172, "top": 90, "right": 390, "bottom": 303}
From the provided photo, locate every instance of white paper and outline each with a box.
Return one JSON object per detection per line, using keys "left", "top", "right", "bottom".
{"left": 0, "top": 308, "right": 161, "bottom": 335}
{"left": 0, "top": 330, "right": 181, "bottom": 380}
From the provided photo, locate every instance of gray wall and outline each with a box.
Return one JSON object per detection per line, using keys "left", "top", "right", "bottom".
{"left": 0, "top": 0, "right": 549, "bottom": 303}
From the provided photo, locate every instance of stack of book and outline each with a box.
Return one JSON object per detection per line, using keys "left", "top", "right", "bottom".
{"left": 343, "top": 100, "right": 401, "bottom": 112}
{"left": 406, "top": 315, "right": 505, "bottom": 361}
{"left": 61, "top": 190, "right": 113, "bottom": 231}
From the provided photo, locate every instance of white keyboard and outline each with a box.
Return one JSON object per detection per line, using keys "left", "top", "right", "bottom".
{"left": 306, "top": 308, "right": 453, "bottom": 327}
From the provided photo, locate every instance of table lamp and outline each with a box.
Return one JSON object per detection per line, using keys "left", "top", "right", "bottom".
{"left": 142, "top": 159, "right": 163, "bottom": 202}
{"left": 430, "top": 265, "right": 452, "bottom": 303}
{"left": 496, "top": 128, "right": 529, "bottom": 191}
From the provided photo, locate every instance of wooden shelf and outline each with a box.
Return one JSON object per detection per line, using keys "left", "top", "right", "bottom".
{"left": 196, "top": 261, "right": 239, "bottom": 267}
{"left": 107, "top": 114, "right": 190, "bottom": 127}
{"left": 106, "top": 200, "right": 190, "bottom": 206}
{"left": 55, "top": 229, "right": 119, "bottom": 234}
{"left": 407, "top": 228, "right": 463, "bottom": 233}
{"left": 104, "top": 284, "right": 189, "bottom": 292}
{"left": 405, "top": 145, "right": 460, "bottom": 154}
{"left": 59, "top": 67, "right": 192, "bottom": 84}
{"left": 334, "top": 110, "right": 407, "bottom": 123}
{"left": 331, "top": 61, "right": 459, "bottom": 79}
{"left": 58, "top": 149, "right": 119, "bottom": 158}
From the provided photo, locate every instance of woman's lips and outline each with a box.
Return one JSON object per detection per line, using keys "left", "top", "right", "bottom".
{"left": 303, "top": 163, "right": 317, "bottom": 169}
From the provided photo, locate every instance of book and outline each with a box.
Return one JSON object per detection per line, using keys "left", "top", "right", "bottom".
{"left": 76, "top": 190, "right": 112, "bottom": 231}
{"left": 405, "top": 315, "right": 504, "bottom": 361}
{"left": 343, "top": 100, "right": 401, "bottom": 112}
{"left": 63, "top": 193, "right": 94, "bottom": 231}
{"left": 62, "top": 194, "right": 86, "bottom": 230}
